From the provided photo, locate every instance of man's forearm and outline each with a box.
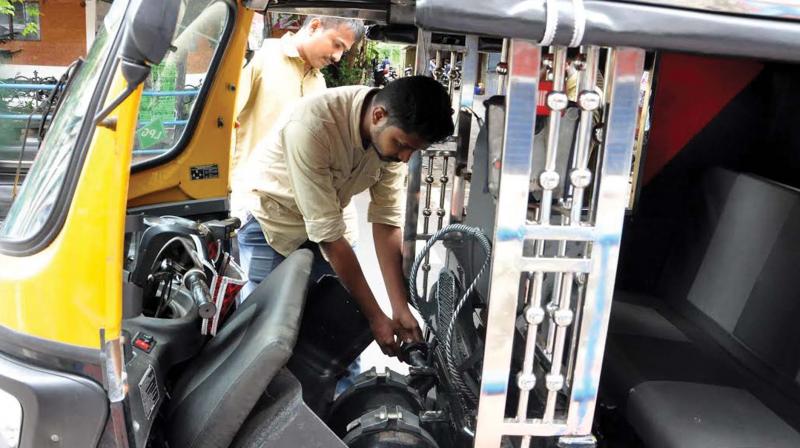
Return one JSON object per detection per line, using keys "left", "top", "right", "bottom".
{"left": 372, "top": 223, "right": 411, "bottom": 314}
{"left": 319, "top": 238, "right": 384, "bottom": 320}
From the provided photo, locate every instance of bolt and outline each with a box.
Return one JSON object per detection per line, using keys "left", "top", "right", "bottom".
{"left": 539, "top": 171, "right": 560, "bottom": 190}
{"left": 524, "top": 306, "right": 545, "bottom": 325}
{"left": 547, "top": 91, "right": 569, "bottom": 111}
{"left": 578, "top": 90, "right": 602, "bottom": 111}
{"left": 570, "top": 169, "right": 592, "bottom": 188}
{"left": 517, "top": 372, "right": 537, "bottom": 391}
{"left": 554, "top": 309, "right": 574, "bottom": 327}
{"left": 546, "top": 374, "right": 564, "bottom": 392}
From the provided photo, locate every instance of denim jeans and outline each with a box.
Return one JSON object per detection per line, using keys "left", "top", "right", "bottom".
{"left": 237, "top": 216, "right": 336, "bottom": 299}
{"left": 237, "top": 216, "right": 361, "bottom": 393}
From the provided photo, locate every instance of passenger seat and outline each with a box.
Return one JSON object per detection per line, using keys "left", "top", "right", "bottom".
{"left": 602, "top": 168, "right": 800, "bottom": 448}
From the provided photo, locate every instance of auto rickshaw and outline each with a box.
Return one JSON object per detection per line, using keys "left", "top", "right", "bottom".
{"left": 2, "top": 0, "right": 800, "bottom": 447}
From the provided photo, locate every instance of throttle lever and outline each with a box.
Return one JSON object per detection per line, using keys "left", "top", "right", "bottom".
{"left": 183, "top": 269, "right": 216, "bottom": 319}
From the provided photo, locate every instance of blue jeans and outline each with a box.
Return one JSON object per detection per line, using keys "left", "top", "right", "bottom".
{"left": 237, "top": 216, "right": 361, "bottom": 392}
{"left": 237, "top": 217, "right": 335, "bottom": 299}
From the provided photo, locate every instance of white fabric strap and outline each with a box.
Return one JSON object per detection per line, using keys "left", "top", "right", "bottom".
{"left": 541, "top": 0, "right": 559, "bottom": 46}
{"left": 570, "top": 0, "right": 586, "bottom": 47}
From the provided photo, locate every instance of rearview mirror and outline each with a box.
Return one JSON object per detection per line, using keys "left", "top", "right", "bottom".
{"left": 120, "top": 0, "right": 182, "bottom": 85}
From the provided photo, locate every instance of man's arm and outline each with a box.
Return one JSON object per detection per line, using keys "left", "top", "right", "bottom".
{"left": 367, "top": 162, "right": 421, "bottom": 343}
{"left": 282, "top": 122, "right": 400, "bottom": 356}
{"left": 372, "top": 223, "right": 422, "bottom": 343}
{"left": 320, "top": 238, "right": 400, "bottom": 356}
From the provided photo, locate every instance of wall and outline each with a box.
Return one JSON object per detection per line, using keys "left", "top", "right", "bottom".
{"left": 2, "top": 0, "right": 87, "bottom": 67}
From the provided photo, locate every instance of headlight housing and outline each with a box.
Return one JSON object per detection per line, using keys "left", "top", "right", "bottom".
{"left": 0, "top": 387, "right": 22, "bottom": 448}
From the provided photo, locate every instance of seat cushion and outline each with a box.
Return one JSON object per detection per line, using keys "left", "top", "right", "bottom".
{"left": 602, "top": 292, "right": 745, "bottom": 406}
{"left": 627, "top": 381, "right": 800, "bottom": 448}
{"left": 167, "top": 249, "right": 313, "bottom": 448}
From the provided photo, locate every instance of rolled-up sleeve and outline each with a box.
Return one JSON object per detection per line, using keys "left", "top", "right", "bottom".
{"left": 282, "top": 121, "right": 346, "bottom": 243}
{"left": 368, "top": 162, "right": 406, "bottom": 227}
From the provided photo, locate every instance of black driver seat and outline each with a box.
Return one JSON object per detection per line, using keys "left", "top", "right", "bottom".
{"left": 166, "top": 249, "right": 313, "bottom": 448}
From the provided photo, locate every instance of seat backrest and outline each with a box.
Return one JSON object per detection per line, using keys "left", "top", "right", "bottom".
{"left": 166, "top": 249, "right": 313, "bottom": 448}
{"left": 659, "top": 168, "right": 800, "bottom": 389}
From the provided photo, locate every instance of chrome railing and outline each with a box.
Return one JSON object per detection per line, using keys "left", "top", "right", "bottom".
{"left": 473, "top": 41, "right": 644, "bottom": 447}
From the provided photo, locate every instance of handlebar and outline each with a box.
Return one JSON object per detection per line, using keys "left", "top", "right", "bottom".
{"left": 183, "top": 269, "right": 217, "bottom": 319}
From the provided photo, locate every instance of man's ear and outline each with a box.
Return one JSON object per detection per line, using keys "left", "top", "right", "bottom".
{"left": 371, "top": 105, "right": 388, "bottom": 125}
{"left": 308, "top": 18, "right": 322, "bottom": 34}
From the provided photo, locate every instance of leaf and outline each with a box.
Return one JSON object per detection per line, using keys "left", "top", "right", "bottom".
{"left": 25, "top": 4, "right": 39, "bottom": 18}
{"left": 21, "top": 21, "right": 37, "bottom": 37}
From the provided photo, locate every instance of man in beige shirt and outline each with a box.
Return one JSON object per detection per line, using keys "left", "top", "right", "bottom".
{"left": 232, "top": 16, "right": 363, "bottom": 292}
{"left": 239, "top": 76, "right": 454, "bottom": 356}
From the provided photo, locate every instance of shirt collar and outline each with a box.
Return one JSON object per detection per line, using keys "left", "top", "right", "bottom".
{"left": 279, "top": 32, "right": 303, "bottom": 60}
{"left": 349, "top": 87, "right": 379, "bottom": 153}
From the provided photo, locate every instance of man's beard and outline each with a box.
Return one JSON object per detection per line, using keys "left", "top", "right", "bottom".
{"left": 371, "top": 143, "right": 401, "bottom": 163}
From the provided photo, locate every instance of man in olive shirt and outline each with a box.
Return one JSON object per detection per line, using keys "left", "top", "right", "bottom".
{"left": 240, "top": 76, "right": 454, "bottom": 356}
{"left": 232, "top": 16, "right": 363, "bottom": 293}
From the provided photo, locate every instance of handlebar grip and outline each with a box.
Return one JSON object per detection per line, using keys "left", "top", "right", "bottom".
{"left": 184, "top": 269, "right": 217, "bottom": 319}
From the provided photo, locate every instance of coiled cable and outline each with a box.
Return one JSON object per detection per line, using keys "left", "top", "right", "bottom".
{"left": 409, "top": 224, "right": 492, "bottom": 409}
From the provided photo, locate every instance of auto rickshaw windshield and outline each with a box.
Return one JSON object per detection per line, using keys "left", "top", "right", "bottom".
{"left": 0, "top": 0, "right": 127, "bottom": 242}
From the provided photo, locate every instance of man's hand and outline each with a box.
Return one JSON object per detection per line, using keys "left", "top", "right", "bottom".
{"left": 369, "top": 312, "right": 401, "bottom": 356}
{"left": 393, "top": 306, "right": 423, "bottom": 344}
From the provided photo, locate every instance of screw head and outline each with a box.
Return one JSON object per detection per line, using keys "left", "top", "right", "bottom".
{"left": 546, "top": 374, "right": 564, "bottom": 391}
{"left": 554, "top": 309, "right": 574, "bottom": 327}
{"left": 539, "top": 171, "right": 560, "bottom": 190}
{"left": 547, "top": 91, "right": 569, "bottom": 111}
{"left": 578, "top": 90, "right": 602, "bottom": 111}
{"left": 570, "top": 169, "right": 592, "bottom": 188}
{"left": 525, "top": 306, "right": 545, "bottom": 325}
{"left": 517, "top": 372, "right": 537, "bottom": 391}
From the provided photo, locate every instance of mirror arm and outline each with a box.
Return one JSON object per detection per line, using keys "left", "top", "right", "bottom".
{"left": 93, "top": 59, "right": 150, "bottom": 126}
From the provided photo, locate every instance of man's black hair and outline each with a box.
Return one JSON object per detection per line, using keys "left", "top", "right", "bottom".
{"left": 374, "top": 76, "right": 454, "bottom": 143}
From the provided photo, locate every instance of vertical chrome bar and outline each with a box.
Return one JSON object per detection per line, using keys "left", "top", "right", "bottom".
{"left": 516, "top": 45, "right": 569, "bottom": 427}
{"left": 498, "top": 39, "right": 510, "bottom": 95}
{"left": 543, "top": 272, "right": 574, "bottom": 421}
{"left": 475, "top": 40, "right": 541, "bottom": 448}
{"left": 406, "top": 29, "right": 431, "bottom": 278}
{"left": 402, "top": 151, "right": 423, "bottom": 277}
{"left": 460, "top": 36, "right": 479, "bottom": 111}
{"left": 567, "top": 47, "right": 645, "bottom": 435}
{"left": 539, "top": 47, "right": 568, "bottom": 224}
{"left": 415, "top": 29, "right": 431, "bottom": 76}
{"left": 570, "top": 46, "right": 601, "bottom": 226}
{"left": 449, "top": 50, "right": 458, "bottom": 96}
{"left": 437, "top": 155, "right": 450, "bottom": 230}
{"left": 422, "top": 154, "right": 436, "bottom": 294}
{"left": 450, "top": 35, "right": 479, "bottom": 223}
{"left": 566, "top": 275, "right": 587, "bottom": 387}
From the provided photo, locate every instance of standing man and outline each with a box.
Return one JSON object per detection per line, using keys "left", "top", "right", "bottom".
{"left": 232, "top": 16, "right": 365, "bottom": 296}
{"left": 240, "top": 76, "right": 454, "bottom": 355}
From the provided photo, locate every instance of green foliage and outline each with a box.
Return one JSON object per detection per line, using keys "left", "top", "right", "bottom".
{"left": 0, "top": 1, "right": 13, "bottom": 15}
{"left": 0, "top": 0, "right": 41, "bottom": 38}
{"left": 322, "top": 40, "right": 380, "bottom": 88}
